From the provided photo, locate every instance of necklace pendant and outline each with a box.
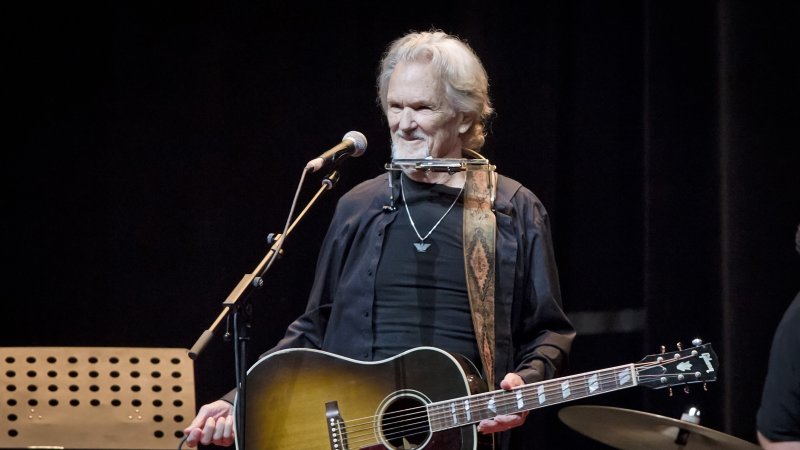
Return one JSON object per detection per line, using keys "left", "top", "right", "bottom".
{"left": 414, "top": 242, "right": 431, "bottom": 252}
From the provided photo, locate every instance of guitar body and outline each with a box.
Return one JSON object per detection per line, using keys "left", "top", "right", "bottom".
{"left": 242, "top": 347, "right": 491, "bottom": 450}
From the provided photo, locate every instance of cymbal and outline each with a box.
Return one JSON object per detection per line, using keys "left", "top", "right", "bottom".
{"left": 558, "top": 405, "right": 760, "bottom": 450}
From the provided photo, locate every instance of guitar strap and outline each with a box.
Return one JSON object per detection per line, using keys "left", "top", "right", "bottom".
{"left": 462, "top": 157, "right": 497, "bottom": 389}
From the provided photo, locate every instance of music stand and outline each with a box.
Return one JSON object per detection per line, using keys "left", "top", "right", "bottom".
{"left": 0, "top": 347, "right": 195, "bottom": 449}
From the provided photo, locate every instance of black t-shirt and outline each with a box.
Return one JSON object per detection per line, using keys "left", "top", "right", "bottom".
{"left": 757, "top": 291, "right": 800, "bottom": 442}
{"left": 373, "top": 174, "right": 480, "bottom": 369}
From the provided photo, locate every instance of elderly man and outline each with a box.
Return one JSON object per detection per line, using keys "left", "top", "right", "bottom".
{"left": 184, "top": 30, "right": 574, "bottom": 450}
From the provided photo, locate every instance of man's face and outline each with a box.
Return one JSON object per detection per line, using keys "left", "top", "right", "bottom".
{"left": 387, "top": 60, "right": 470, "bottom": 160}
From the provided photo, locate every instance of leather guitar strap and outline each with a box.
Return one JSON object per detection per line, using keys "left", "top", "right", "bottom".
{"left": 463, "top": 165, "right": 497, "bottom": 389}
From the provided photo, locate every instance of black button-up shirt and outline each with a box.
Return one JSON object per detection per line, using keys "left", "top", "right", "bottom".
{"left": 267, "top": 171, "right": 575, "bottom": 385}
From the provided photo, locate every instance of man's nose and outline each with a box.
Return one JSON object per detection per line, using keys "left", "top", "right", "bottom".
{"left": 398, "top": 107, "right": 417, "bottom": 130}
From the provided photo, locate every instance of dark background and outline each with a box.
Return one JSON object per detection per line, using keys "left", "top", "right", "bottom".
{"left": 5, "top": 1, "right": 799, "bottom": 449}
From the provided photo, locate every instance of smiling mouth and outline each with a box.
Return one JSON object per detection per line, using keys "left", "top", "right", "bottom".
{"left": 396, "top": 133, "right": 424, "bottom": 142}
{"left": 398, "top": 136, "right": 425, "bottom": 146}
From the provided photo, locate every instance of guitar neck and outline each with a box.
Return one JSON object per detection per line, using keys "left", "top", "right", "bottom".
{"left": 427, "top": 363, "right": 637, "bottom": 431}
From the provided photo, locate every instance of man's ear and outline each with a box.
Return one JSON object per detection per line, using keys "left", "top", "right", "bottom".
{"left": 458, "top": 113, "right": 474, "bottom": 134}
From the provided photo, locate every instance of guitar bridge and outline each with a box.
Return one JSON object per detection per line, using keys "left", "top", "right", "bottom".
{"left": 325, "top": 400, "right": 349, "bottom": 450}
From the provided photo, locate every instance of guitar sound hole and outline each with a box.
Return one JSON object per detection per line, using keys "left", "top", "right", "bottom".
{"left": 379, "top": 394, "right": 431, "bottom": 449}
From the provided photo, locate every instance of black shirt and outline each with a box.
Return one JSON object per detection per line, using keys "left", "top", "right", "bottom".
{"left": 757, "top": 291, "right": 800, "bottom": 442}
{"left": 373, "top": 174, "right": 480, "bottom": 367}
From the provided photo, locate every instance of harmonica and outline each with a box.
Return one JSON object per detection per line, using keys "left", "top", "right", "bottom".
{"left": 385, "top": 158, "right": 495, "bottom": 173}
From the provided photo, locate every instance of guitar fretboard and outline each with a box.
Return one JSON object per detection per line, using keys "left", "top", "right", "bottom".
{"left": 427, "top": 363, "right": 637, "bottom": 431}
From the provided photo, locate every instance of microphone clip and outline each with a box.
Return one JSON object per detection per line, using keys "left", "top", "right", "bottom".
{"left": 321, "top": 170, "right": 340, "bottom": 190}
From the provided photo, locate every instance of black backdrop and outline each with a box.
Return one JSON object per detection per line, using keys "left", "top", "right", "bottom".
{"left": 6, "top": 2, "right": 799, "bottom": 449}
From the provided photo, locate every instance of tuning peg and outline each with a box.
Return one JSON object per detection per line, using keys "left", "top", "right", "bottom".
{"left": 684, "top": 385, "right": 690, "bottom": 394}
{"left": 660, "top": 345, "right": 666, "bottom": 353}
{"left": 223, "top": 316, "right": 232, "bottom": 342}
{"left": 692, "top": 338, "right": 703, "bottom": 346}
{"left": 703, "top": 382, "right": 708, "bottom": 391}
{"left": 676, "top": 342, "right": 683, "bottom": 351}
{"left": 668, "top": 387, "right": 673, "bottom": 397}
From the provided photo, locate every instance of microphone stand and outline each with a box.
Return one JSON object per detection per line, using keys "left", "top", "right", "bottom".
{"left": 188, "top": 168, "right": 341, "bottom": 450}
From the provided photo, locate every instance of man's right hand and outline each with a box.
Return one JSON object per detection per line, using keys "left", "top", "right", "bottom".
{"left": 183, "top": 399, "right": 235, "bottom": 448}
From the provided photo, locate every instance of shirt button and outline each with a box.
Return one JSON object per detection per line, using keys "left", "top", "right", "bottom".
{"left": 367, "top": 269, "right": 373, "bottom": 276}
{"left": 363, "top": 311, "right": 369, "bottom": 317}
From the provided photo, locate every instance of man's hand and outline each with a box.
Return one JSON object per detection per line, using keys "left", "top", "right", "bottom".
{"left": 183, "top": 399, "right": 235, "bottom": 448}
{"left": 476, "top": 373, "right": 530, "bottom": 434}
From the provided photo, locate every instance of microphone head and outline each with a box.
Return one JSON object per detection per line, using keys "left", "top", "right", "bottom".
{"left": 343, "top": 131, "right": 367, "bottom": 157}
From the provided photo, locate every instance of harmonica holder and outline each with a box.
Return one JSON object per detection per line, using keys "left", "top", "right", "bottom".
{"left": 385, "top": 158, "right": 497, "bottom": 211}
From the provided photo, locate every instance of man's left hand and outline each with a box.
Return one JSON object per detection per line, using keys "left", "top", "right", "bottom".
{"left": 476, "top": 373, "right": 529, "bottom": 434}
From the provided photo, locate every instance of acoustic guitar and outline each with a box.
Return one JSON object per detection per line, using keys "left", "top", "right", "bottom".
{"left": 240, "top": 342, "right": 718, "bottom": 450}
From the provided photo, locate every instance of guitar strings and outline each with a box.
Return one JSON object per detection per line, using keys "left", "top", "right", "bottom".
{"left": 332, "top": 355, "right": 707, "bottom": 449}
{"left": 347, "top": 365, "right": 674, "bottom": 443}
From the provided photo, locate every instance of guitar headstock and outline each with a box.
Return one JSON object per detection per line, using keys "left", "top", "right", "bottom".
{"left": 635, "top": 340, "right": 718, "bottom": 389}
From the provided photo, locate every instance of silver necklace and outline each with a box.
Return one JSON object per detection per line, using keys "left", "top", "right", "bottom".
{"left": 400, "top": 174, "right": 464, "bottom": 253}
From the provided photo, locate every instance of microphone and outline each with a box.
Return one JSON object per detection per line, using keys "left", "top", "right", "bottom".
{"left": 305, "top": 131, "right": 368, "bottom": 172}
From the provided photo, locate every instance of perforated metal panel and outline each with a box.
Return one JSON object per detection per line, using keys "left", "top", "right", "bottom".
{"left": 0, "top": 347, "right": 195, "bottom": 449}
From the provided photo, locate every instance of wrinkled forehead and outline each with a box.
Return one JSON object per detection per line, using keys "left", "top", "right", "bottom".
{"left": 387, "top": 60, "right": 447, "bottom": 103}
